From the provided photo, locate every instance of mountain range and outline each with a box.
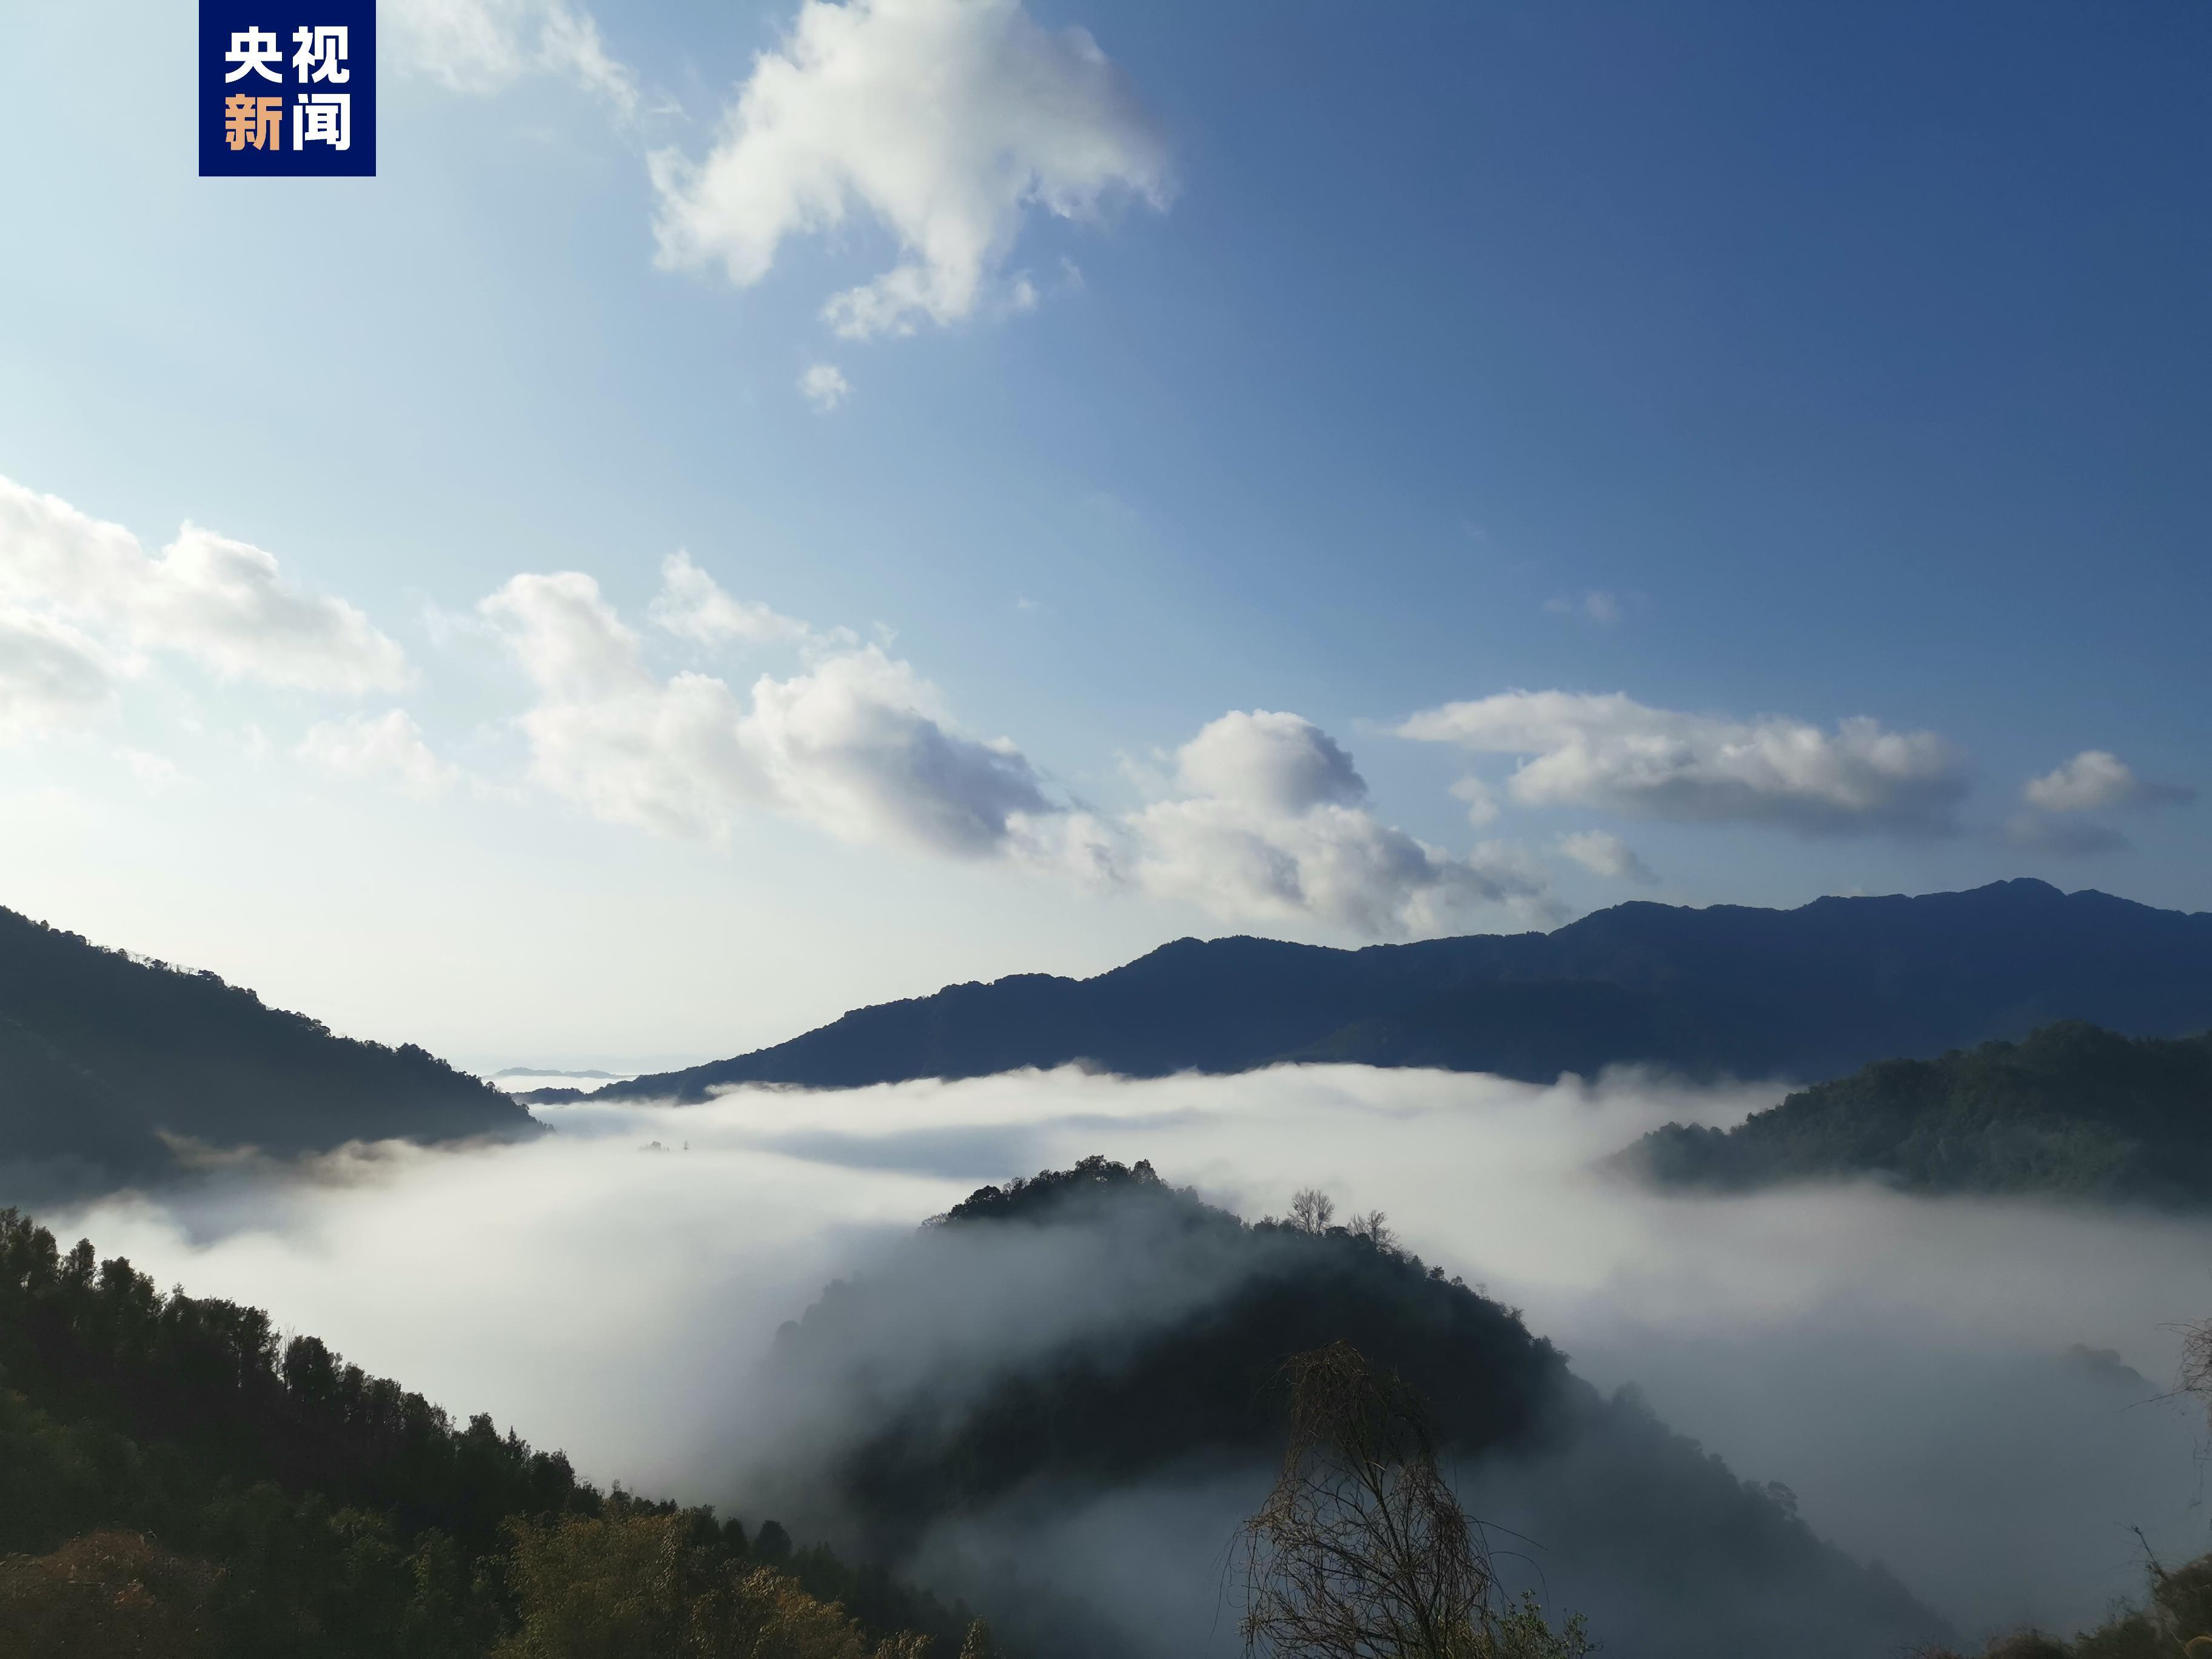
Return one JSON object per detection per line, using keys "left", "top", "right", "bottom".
{"left": 534, "top": 879, "right": 2212, "bottom": 1103}
{"left": 10, "top": 878, "right": 2212, "bottom": 1201}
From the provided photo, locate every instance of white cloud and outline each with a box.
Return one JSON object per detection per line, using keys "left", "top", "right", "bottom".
{"left": 0, "top": 477, "right": 410, "bottom": 724}
{"left": 1173, "top": 709, "right": 1365, "bottom": 815}
{"left": 481, "top": 570, "right": 761, "bottom": 838}
{"left": 0, "top": 478, "right": 143, "bottom": 609}
{"left": 480, "top": 577, "right": 1540, "bottom": 940}
{"left": 797, "top": 363, "right": 853, "bottom": 412}
{"left": 1127, "top": 711, "right": 1554, "bottom": 937}
{"left": 646, "top": 551, "right": 822, "bottom": 649}
{"left": 1556, "top": 828, "right": 1657, "bottom": 885}
{"left": 2021, "top": 750, "right": 2193, "bottom": 814}
{"left": 1399, "top": 690, "right": 1968, "bottom": 837}
{"left": 2003, "top": 749, "right": 2193, "bottom": 857}
{"left": 384, "top": 0, "right": 638, "bottom": 112}
{"left": 649, "top": 0, "right": 1171, "bottom": 337}
{"left": 1450, "top": 776, "right": 1500, "bottom": 828}
{"left": 0, "top": 610, "right": 115, "bottom": 743}
{"left": 133, "top": 526, "right": 412, "bottom": 695}
{"left": 300, "top": 710, "right": 461, "bottom": 800}
{"left": 481, "top": 570, "right": 1051, "bottom": 854}
{"left": 749, "top": 649, "right": 1055, "bottom": 854}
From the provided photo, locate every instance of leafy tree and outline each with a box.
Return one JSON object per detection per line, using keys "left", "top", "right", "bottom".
{"left": 494, "top": 1510, "right": 931, "bottom": 1659}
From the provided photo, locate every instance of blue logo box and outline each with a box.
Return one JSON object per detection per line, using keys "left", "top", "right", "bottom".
{"left": 199, "top": 2, "right": 377, "bottom": 176}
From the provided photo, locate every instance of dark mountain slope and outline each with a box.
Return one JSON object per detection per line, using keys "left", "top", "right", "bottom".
{"left": 558, "top": 880, "right": 2212, "bottom": 1103}
{"left": 746, "top": 1157, "right": 1947, "bottom": 1659}
{"left": 0, "top": 907, "right": 537, "bottom": 1195}
{"left": 1619, "top": 1021, "right": 2212, "bottom": 1205}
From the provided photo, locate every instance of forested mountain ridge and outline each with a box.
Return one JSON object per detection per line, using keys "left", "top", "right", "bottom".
{"left": 539, "top": 880, "right": 2212, "bottom": 1103}
{"left": 0, "top": 905, "right": 538, "bottom": 1195}
{"left": 1618, "top": 1021, "right": 2212, "bottom": 1205}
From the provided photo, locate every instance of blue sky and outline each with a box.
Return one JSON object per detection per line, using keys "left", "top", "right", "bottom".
{"left": 0, "top": 0, "right": 2204, "bottom": 1070}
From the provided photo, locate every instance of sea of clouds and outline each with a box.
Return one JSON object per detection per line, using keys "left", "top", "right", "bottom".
{"left": 38, "top": 1063, "right": 2212, "bottom": 1647}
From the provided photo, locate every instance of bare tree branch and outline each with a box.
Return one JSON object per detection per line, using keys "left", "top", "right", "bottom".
{"left": 1237, "top": 1341, "right": 1590, "bottom": 1659}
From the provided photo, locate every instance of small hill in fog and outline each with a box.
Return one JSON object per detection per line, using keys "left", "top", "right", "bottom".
{"left": 546, "top": 880, "right": 2212, "bottom": 1104}
{"left": 746, "top": 1157, "right": 1949, "bottom": 1659}
{"left": 1618, "top": 1020, "right": 2212, "bottom": 1206}
{"left": 0, "top": 907, "right": 538, "bottom": 1197}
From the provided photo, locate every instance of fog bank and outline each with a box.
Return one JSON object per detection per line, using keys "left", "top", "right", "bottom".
{"left": 36, "top": 1062, "right": 2212, "bottom": 1644}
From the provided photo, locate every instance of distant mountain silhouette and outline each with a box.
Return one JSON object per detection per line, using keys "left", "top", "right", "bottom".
{"left": 539, "top": 880, "right": 2212, "bottom": 1103}
{"left": 0, "top": 907, "right": 540, "bottom": 1197}
{"left": 1618, "top": 1020, "right": 2212, "bottom": 1205}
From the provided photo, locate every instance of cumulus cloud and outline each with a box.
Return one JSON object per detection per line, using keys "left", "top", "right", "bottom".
{"left": 1557, "top": 828, "right": 1657, "bottom": 885}
{"left": 1450, "top": 776, "right": 1501, "bottom": 828}
{"left": 481, "top": 569, "right": 1051, "bottom": 854}
{"left": 745, "top": 650, "right": 1054, "bottom": 854}
{"left": 1399, "top": 690, "right": 1968, "bottom": 837}
{"left": 646, "top": 551, "right": 821, "bottom": 650}
{"left": 649, "top": 0, "right": 1172, "bottom": 337}
{"left": 798, "top": 364, "right": 852, "bottom": 412}
{"left": 132, "top": 527, "right": 412, "bottom": 695}
{"left": 1172, "top": 709, "right": 1364, "bottom": 814}
{"left": 2022, "top": 750, "right": 2193, "bottom": 814}
{"left": 0, "top": 477, "right": 409, "bottom": 741}
{"left": 384, "top": 0, "right": 637, "bottom": 112}
{"left": 1127, "top": 711, "right": 1553, "bottom": 937}
{"left": 0, "top": 611, "right": 116, "bottom": 743}
{"left": 300, "top": 710, "right": 460, "bottom": 800}
{"left": 477, "top": 578, "right": 1540, "bottom": 941}
{"left": 2002, "top": 751, "right": 2193, "bottom": 857}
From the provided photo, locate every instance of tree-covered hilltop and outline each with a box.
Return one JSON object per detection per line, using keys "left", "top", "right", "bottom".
{"left": 753, "top": 1156, "right": 1947, "bottom": 1659}
{"left": 0, "top": 1207, "right": 977, "bottom": 1657}
{"left": 1618, "top": 1021, "right": 2212, "bottom": 1205}
{"left": 0, "top": 906, "right": 538, "bottom": 1196}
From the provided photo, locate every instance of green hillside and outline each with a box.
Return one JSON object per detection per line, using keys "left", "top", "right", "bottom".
{"left": 0, "top": 1205, "right": 973, "bottom": 1657}
{"left": 1620, "top": 1022, "right": 2212, "bottom": 1205}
